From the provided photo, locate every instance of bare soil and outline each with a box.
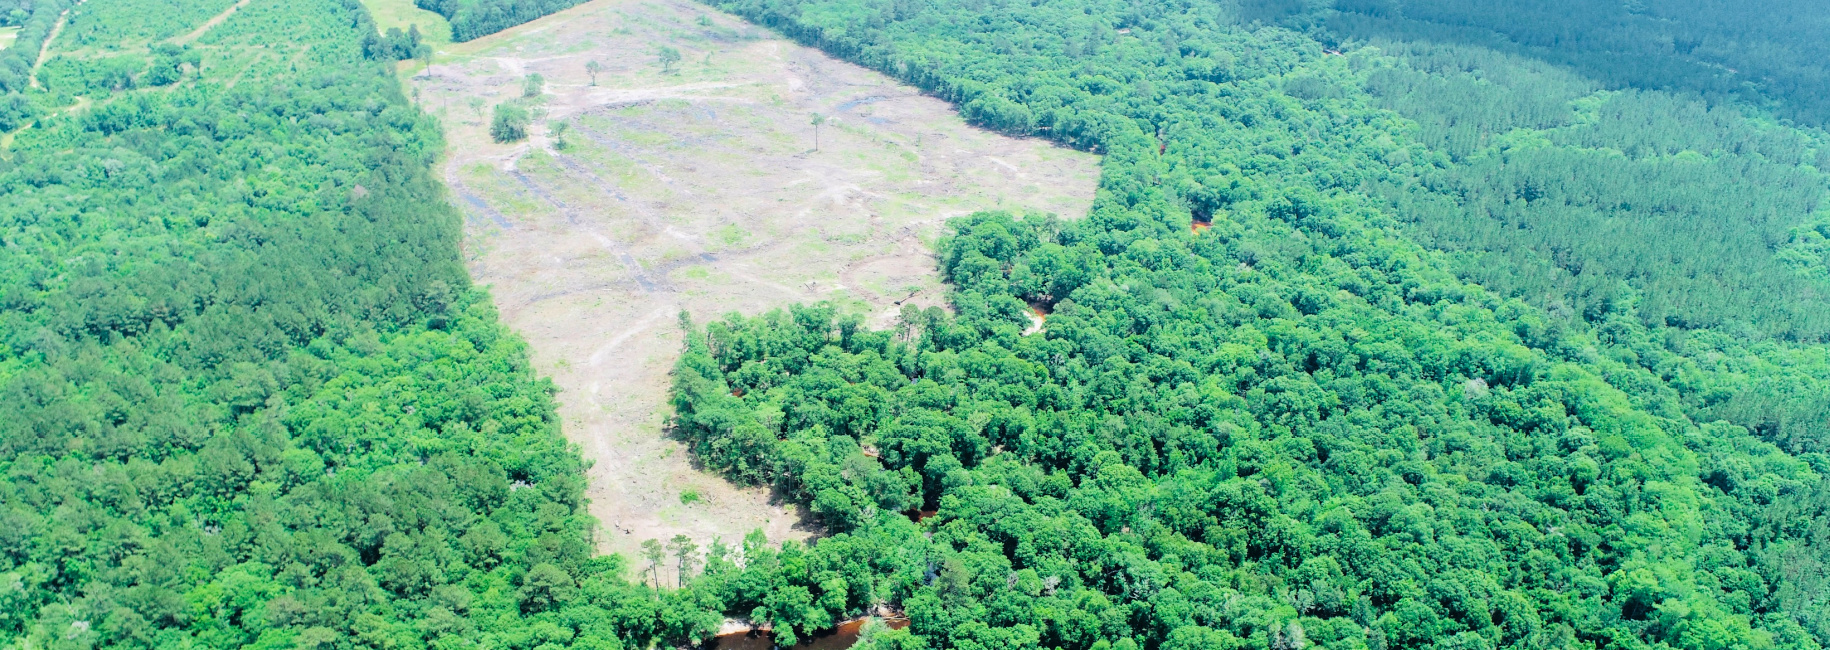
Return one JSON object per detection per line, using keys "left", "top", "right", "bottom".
{"left": 417, "top": 0, "right": 1099, "bottom": 559}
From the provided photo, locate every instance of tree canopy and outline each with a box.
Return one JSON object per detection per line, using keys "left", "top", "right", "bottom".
{"left": 0, "top": 0, "right": 698, "bottom": 647}
{"left": 3, "top": 0, "right": 1828, "bottom": 649}
{"left": 661, "top": 0, "right": 1830, "bottom": 648}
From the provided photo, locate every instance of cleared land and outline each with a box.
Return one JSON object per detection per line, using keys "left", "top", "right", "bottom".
{"left": 417, "top": 0, "right": 1099, "bottom": 558}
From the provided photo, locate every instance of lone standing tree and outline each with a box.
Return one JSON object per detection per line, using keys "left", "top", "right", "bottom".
{"left": 585, "top": 59, "right": 602, "bottom": 86}
{"left": 639, "top": 539, "right": 666, "bottom": 590}
{"left": 489, "top": 102, "right": 530, "bottom": 143}
{"left": 668, "top": 534, "right": 698, "bottom": 587}
{"left": 549, "top": 119, "right": 570, "bottom": 150}
{"left": 657, "top": 46, "right": 681, "bottom": 74}
{"left": 810, "top": 112, "right": 826, "bottom": 150}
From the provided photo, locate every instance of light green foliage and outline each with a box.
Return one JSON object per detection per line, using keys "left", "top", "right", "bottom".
{"left": 37, "top": 43, "right": 200, "bottom": 95}
{"left": 37, "top": 53, "right": 147, "bottom": 92}
{"left": 58, "top": 0, "right": 238, "bottom": 46}
{"left": 550, "top": 118, "right": 571, "bottom": 149}
{"left": 657, "top": 44, "right": 682, "bottom": 73}
{"left": 491, "top": 101, "right": 530, "bottom": 142}
{"left": 641, "top": 538, "right": 667, "bottom": 590}
{"left": 669, "top": 534, "right": 698, "bottom": 587}
{"left": 1779, "top": 216, "right": 1830, "bottom": 280}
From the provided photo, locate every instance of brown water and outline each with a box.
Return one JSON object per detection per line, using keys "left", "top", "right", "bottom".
{"left": 710, "top": 617, "right": 910, "bottom": 650}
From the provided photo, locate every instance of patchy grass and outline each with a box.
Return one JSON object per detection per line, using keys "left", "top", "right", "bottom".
{"left": 714, "top": 224, "right": 749, "bottom": 248}
{"left": 459, "top": 163, "right": 543, "bottom": 221}
{"left": 359, "top": 0, "right": 450, "bottom": 46}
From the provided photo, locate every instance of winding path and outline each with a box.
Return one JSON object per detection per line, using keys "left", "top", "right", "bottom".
{"left": 170, "top": 0, "right": 252, "bottom": 45}
{"left": 26, "top": 0, "right": 245, "bottom": 92}
{"left": 27, "top": 0, "right": 84, "bottom": 90}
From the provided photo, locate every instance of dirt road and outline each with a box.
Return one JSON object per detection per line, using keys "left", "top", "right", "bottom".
{"left": 170, "top": 0, "right": 251, "bottom": 45}
{"left": 28, "top": 0, "right": 84, "bottom": 90}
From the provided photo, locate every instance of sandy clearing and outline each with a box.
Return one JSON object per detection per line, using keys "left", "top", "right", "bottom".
{"left": 419, "top": 0, "right": 1099, "bottom": 559}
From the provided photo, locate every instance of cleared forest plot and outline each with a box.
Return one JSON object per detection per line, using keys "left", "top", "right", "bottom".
{"left": 417, "top": 0, "right": 1099, "bottom": 558}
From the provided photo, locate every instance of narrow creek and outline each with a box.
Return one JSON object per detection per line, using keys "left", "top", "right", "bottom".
{"left": 708, "top": 617, "right": 910, "bottom": 650}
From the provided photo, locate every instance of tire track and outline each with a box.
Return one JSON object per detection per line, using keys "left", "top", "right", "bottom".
{"left": 447, "top": 176, "right": 515, "bottom": 230}
{"left": 171, "top": 0, "right": 251, "bottom": 45}
{"left": 506, "top": 164, "right": 662, "bottom": 292}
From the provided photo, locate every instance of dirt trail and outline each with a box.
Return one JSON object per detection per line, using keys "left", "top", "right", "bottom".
{"left": 420, "top": 0, "right": 1098, "bottom": 559}
{"left": 171, "top": 0, "right": 252, "bottom": 45}
{"left": 28, "top": 0, "right": 84, "bottom": 90}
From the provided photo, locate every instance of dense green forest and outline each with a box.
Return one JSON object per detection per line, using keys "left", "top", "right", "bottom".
{"left": 0, "top": 0, "right": 711, "bottom": 647}
{"left": 663, "top": 0, "right": 1830, "bottom": 649}
{"left": 412, "top": 0, "right": 588, "bottom": 41}
{"left": 3, "top": 0, "right": 1829, "bottom": 649}
{"left": 1314, "top": 0, "right": 1830, "bottom": 129}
